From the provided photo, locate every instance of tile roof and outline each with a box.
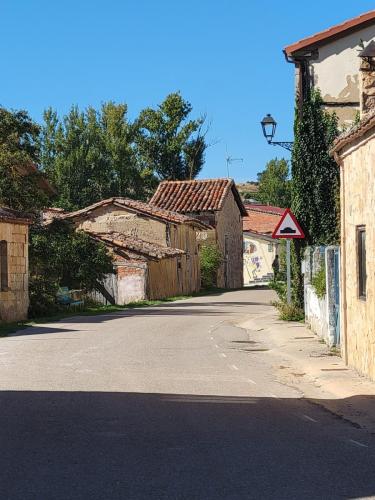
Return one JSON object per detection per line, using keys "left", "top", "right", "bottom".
{"left": 0, "top": 206, "right": 33, "bottom": 225}
{"left": 41, "top": 207, "right": 67, "bottom": 225}
{"left": 87, "top": 231, "right": 185, "bottom": 260}
{"left": 243, "top": 205, "right": 283, "bottom": 236}
{"left": 243, "top": 203, "right": 285, "bottom": 216}
{"left": 284, "top": 10, "right": 375, "bottom": 56}
{"left": 150, "top": 179, "right": 247, "bottom": 216}
{"left": 331, "top": 108, "right": 375, "bottom": 155}
{"left": 62, "top": 197, "right": 210, "bottom": 229}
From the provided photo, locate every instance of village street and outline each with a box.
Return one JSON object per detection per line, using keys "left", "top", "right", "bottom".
{"left": 1, "top": 288, "right": 375, "bottom": 499}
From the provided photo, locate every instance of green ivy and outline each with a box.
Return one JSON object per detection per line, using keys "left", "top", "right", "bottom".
{"left": 199, "top": 243, "right": 222, "bottom": 289}
{"left": 311, "top": 266, "right": 326, "bottom": 299}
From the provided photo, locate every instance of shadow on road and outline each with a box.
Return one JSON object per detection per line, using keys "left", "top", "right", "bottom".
{"left": 1, "top": 390, "right": 375, "bottom": 499}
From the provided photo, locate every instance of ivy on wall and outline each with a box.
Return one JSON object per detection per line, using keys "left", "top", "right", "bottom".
{"left": 291, "top": 89, "right": 340, "bottom": 307}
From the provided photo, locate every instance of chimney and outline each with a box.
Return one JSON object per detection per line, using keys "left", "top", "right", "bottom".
{"left": 359, "top": 41, "right": 375, "bottom": 117}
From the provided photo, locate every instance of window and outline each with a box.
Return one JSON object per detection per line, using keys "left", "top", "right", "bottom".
{"left": 357, "top": 226, "right": 366, "bottom": 300}
{"left": 0, "top": 240, "right": 8, "bottom": 291}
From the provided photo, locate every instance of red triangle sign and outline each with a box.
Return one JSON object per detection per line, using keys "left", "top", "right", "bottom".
{"left": 272, "top": 209, "right": 305, "bottom": 239}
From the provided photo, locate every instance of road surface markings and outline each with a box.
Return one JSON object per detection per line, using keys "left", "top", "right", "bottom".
{"left": 230, "top": 364, "right": 239, "bottom": 371}
{"left": 302, "top": 414, "right": 318, "bottom": 423}
{"left": 247, "top": 379, "right": 257, "bottom": 385}
{"left": 219, "top": 353, "right": 227, "bottom": 358}
{"left": 348, "top": 439, "right": 368, "bottom": 448}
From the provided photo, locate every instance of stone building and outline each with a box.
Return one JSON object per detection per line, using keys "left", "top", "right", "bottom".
{"left": 284, "top": 10, "right": 375, "bottom": 126}
{"left": 0, "top": 207, "right": 32, "bottom": 322}
{"left": 151, "top": 179, "right": 246, "bottom": 289}
{"left": 62, "top": 198, "right": 208, "bottom": 304}
{"left": 331, "top": 49, "right": 375, "bottom": 379}
{"left": 242, "top": 204, "right": 283, "bottom": 285}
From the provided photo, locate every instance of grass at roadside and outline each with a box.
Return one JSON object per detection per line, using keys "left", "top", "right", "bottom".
{"left": 0, "top": 287, "right": 248, "bottom": 338}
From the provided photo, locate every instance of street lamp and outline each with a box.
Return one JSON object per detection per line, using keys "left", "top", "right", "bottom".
{"left": 260, "top": 114, "right": 293, "bottom": 151}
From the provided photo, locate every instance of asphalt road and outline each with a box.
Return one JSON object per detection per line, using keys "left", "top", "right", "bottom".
{"left": 1, "top": 289, "right": 375, "bottom": 499}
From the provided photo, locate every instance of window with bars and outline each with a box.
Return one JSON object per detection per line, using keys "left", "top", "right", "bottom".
{"left": 357, "top": 226, "right": 366, "bottom": 300}
{"left": 0, "top": 240, "right": 8, "bottom": 291}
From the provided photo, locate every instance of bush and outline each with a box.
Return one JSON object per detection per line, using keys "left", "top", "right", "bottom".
{"left": 269, "top": 279, "right": 287, "bottom": 303}
{"left": 29, "top": 275, "right": 61, "bottom": 318}
{"left": 312, "top": 265, "right": 326, "bottom": 299}
{"left": 200, "top": 243, "right": 222, "bottom": 289}
{"left": 275, "top": 301, "right": 305, "bottom": 322}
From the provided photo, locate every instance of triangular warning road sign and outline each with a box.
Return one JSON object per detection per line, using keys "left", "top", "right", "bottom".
{"left": 272, "top": 209, "right": 305, "bottom": 239}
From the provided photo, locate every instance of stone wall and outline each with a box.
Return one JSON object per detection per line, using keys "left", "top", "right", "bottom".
{"left": 0, "top": 221, "right": 29, "bottom": 322}
{"left": 339, "top": 130, "right": 375, "bottom": 379}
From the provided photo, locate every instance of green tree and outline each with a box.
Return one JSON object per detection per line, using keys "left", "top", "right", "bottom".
{"left": 29, "top": 219, "right": 114, "bottom": 316}
{"left": 291, "top": 89, "right": 339, "bottom": 306}
{"left": 256, "top": 158, "right": 291, "bottom": 207}
{"left": 0, "top": 107, "right": 50, "bottom": 212}
{"left": 135, "top": 92, "right": 207, "bottom": 180}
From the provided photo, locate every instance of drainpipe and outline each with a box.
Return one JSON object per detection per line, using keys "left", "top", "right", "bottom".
{"left": 283, "top": 50, "right": 316, "bottom": 118}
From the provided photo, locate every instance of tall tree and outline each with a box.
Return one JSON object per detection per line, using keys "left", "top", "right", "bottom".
{"left": 0, "top": 107, "right": 50, "bottom": 212}
{"left": 291, "top": 89, "right": 339, "bottom": 306}
{"left": 256, "top": 158, "right": 291, "bottom": 208}
{"left": 135, "top": 92, "right": 207, "bottom": 180}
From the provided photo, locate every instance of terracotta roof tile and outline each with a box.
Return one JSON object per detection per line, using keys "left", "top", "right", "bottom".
{"left": 243, "top": 203, "right": 285, "bottom": 216}
{"left": 62, "top": 197, "right": 210, "bottom": 229}
{"left": 243, "top": 206, "right": 283, "bottom": 235}
{"left": 87, "top": 231, "right": 185, "bottom": 260}
{"left": 284, "top": 10, "right": 375, "bottom": 56}
{"left": 150, "top": 179, "right": 247, "bottom": 216}
{"left": 0, "top": 206, "right": 33, "bottom": 225}
{"left": 331, "top": 108, "right": 375, "bottom": 155}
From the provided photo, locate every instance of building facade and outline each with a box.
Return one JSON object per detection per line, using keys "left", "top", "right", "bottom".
{"left": 284, "top": 10, "right": 375, "bottom": 126}
{"left": 62, "top": 198, "right": 208, "bottom": 304}
{"left": 242, "top": 204, "right": 283, "bottom": 285}
{"left": 151, "top": 179, "right": 246, "bottom": 289}
{"left": 0, "top": 208, "right": 32, "bottom": 322}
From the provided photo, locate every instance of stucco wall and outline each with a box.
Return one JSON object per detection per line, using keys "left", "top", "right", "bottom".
{"left": 340, "top": 129, "right": 375, "bottom": 379}
{"left": 215, "top": 193, "right": 243, "bottom": 288}
{"left": 243, "top": 234, "right": 276, "bottom": 284}
{"left": 309, "top": 26, "right": 375, "bottom": 126}
{"left": 0, "top": 222, "right": 29, "bottom": 322}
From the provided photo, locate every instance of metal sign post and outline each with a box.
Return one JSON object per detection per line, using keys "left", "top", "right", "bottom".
{"left": 286, "top": 239, "right": 291, "bottom": 304}
{"left": 272, "top": 209, "right": 305, "bottom": 305}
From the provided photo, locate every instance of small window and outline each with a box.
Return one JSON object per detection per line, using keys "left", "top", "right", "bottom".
{"left": 357, "top": 226, "right": 366, "bottom": 300}
{"left": 0, "top": 240, "right": 8, "bottom": 291}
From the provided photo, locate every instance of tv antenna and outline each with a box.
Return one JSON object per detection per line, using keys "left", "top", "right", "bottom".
{"left": 225, "top": 154, "right": 243, "bottom": 178}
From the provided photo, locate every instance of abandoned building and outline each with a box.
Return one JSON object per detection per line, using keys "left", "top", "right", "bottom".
{"left": 150, "top": 178, "right": 246, "bottom": 288}
{"left": 0, "top": 207, "right": 32, "bottom": 322}
{"left": 61, "top": 197, "right": 209, "bottom": 304}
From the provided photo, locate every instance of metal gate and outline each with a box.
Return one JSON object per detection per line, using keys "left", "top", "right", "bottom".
{"left": 333, "top": 248, "right": 340, "bottom": 345}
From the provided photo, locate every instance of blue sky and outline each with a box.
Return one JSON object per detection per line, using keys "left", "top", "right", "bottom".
{"left": 2, "top": 1, "right": 375, "bottom": 181}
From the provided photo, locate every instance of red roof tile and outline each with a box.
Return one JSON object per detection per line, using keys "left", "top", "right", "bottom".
{"left": 150, "top": 179, "right": 247, "bottom": 216}
{"left": 62, "top": 197, "right": 210, "bottom": 229}
{"left": 243, "top": 203, "right": 285, "bottom": 216}
{"left": 284, "top": 10, "right": 375, "bottom": 56}
{"left": 243, "top": 206, "right": 283, "bottom": 235}
{"left": 331, "top": 108, "right": 375, "bottom": 155}
{"left": 87, "top": 231, "right": 185, "bottom": 260}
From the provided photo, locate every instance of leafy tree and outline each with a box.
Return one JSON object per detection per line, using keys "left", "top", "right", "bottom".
{"left": 29, "top": 219, "right": 114, "bottom": 316}
{"left": 256, "top": 158, "right": 291, "bottom": 208}
{"left": 135, "top": 92, "right": 207, "bottom": 180}
{"left": 0, "top": 107, "right": 50, "bottom": 212}
{"left": 40, "top": 103, "right": 156, "bottom": 210}
{"left": 291, "top": 89, "right": 339, "bottom": 306}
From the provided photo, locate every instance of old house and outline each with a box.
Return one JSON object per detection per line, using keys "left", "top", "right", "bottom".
{"left": 331, "top": 46, "right": 375, "bottom": 380}
{"left": 0, "top": 207, "right": 32, "bottom": 322}
{"left": 243, "top": 204, "right": 283, "bottom": 285}
{"left": 151, "top": 179, "right": 247, "bottom": 289}
{"left": 285, "top": 10, "right": 375, "bottom": 126}
{"left": 62, "top": 197, "right": 208, "bottom": 304}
